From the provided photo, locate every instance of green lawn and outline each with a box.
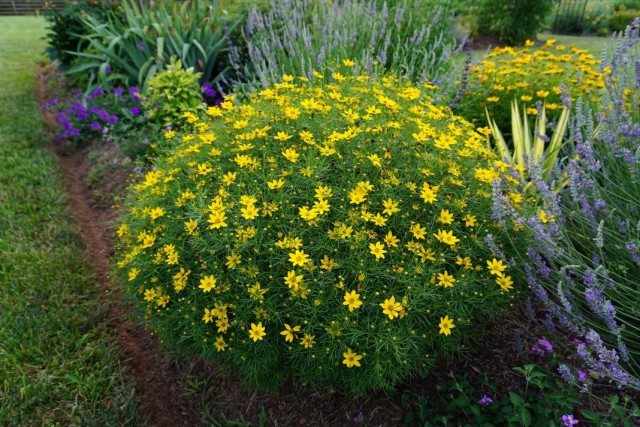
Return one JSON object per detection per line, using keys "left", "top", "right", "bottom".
{"left": 538, "top": 32, "right": 609, "bottom": 58}
{"left": 0, "top": 16, "right": 140, "bottom": 425}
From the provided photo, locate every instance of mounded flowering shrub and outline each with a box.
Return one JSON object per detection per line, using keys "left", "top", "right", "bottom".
{"left": 456, "top": 40, "right": 604, "bottom": 127}
{"left": 116, "top": 70, "right": 523, "bottom": 394}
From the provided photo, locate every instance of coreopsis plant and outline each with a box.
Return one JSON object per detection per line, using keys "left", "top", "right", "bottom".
{"left": 115, "top": 68, "right": 523, "bottom": 394}
{"left": 456, "top": 40, "right": 604, "bottom": 128}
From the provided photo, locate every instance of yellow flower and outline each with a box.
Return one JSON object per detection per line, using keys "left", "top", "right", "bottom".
{"left": 439, "top": 315, "right": 455, "bottom": 336}
{"left": 128, "top": 268, "right": 140, "bottom": 281}
{"left": 289, "top": 249, "right": 310, "bottom": 267}
{"left": 486, "top": 258, "right": 507, "bottom": 276}
{"left": 274, "top": 131, "right": 293, "bottom": 141}
{"left": 202, "top": 308, "right": 214, "bottom": 323}
{"left": 342, "top": 348, "right": 363, "bottom": 368}
{"left": 420, "top": 182, "right": 438, "bottom": 204}
{"left": 184, "top": 218, "right": 199, "bottom": 235}
{"left": 437, "top": 271, "right": 456, "bottom": 288}
{"left": 249, "top": 322, "right": 266, "bottom": 342}
{"left": 539, "top": 209, "right": 553, "bottom": 223}
{"left": 342, "top": 58, "right": 355, "bottom": 67}
{"left": 214, "top": 336, "right": 228, "bottom": 352}
{"left": 284, "top": 270, "right": 304, "bottom": 289}
{"left": 267, "top": 179, "right": 285, "bottom": 189}
{"left": 226, "top": 252, "right": 242, "bottom": 269}
{"left": 199, "top": 274, "right": 217, "bottom": 293}
{"left": 343, "top": 290, "right": 363, "bottom": 312}
{"left": 463, "top": 214, "right": 477, "bottom": 227}
{"left": 384, "top": 231, "right": 400, "bottom": 248}
{"left": 486, "top": 96, "right": 500, "bottom": 103}
{"left": 496, "top": 275, "right": 514, "bottom": 291}
{"left": 456, "top": 256, "right": 472, "bottom": 269}
{"left": 380, "top": 295, "right": 402, "bottom": 319}
{"left": 282, "top": 147, "right": 299, "bottom": 162}
{"left": 369, "top": 241, "right": 387, "bottom": 260}
{"left": 280, "top": 324, "right": 301, "bottom": 342}
{"left": 382, "top": 198, "right": 399, "bottom": 216}
{"left": 241, "top": 204, "right": 260, "bottom": 220}
{"left": 520, "top": 95, "right": 533, "bottom": 102}
{"left": 320, "top": 255, "right": 337, "bottom": 271}
{"left": 438, "top": 209, "right": 454, "bottom": 225}
{"left": 300, "top": 333, "right": 315, "bottom": 348}
{"left": 434, "top": 229, "right": 460, "bottom": 246}
{"left": 410, "top": 223, "right": 427, "bottom": 240}
{"left": 149, "top": 207, "right": 165, "bottom": 221}
{"left": 536, "top": 90, "right": 549, "bottom": 98}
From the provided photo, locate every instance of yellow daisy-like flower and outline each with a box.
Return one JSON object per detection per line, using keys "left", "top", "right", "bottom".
{"left": 439, "top": 315, "right": 455, "bottom": 336}
{"left": 199, "top": 274, "right": 217, "bottom": 293}
{"left": 241, "top": 204, "right": 260, "bottom": 220}
{"left": 342, "top": 348, "right": 363, "bottom": 368}
{"left": 274, "top": 131, "right": 293, "bottom": 141}
{"left": 289, "top": 249, "right": 310, "bottom": 267}
{"left": 486, "top": 258, "right": 507, "bottom": 276}
{"left": 267, "top": 178, "right": 285, "bottom": 189}
{"left": 249, "top": 322, "right": 266, "bottom": 342}
{"left": 300, "top": 333, "right": 315, "bottom": 348}
{"left": 214, "top": 336, "right": 228, "bottom": 352}
{"left": 380, "top": 295, "right": 402, "bottom": 319}
{"left": 343, "top": 290, "right": 363, "bottom": 312}
{"left": 438, "top": 209, "right": 454, "bottom": 225}
{"left": 280, "top": 324, "right": 301, "bottom": 342}
{"left": 369, "top": 241, "right": 387, "bottom": 260}
{"left": 437, "top": 271, "right": 456, "bottom": 288}
{"left": 384, "top": 231, "right": 400, "bottom": 248}
{"left": 282, "top": 147, "right": 299, "bottom": 162}
{"left": 496, "top": 275, "right": 514, "bottom": 291}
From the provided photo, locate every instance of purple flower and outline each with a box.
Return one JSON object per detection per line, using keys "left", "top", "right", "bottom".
{"left": 133, "top": 166, "right": 143, "bottom": 174}
{"left": 478, "top": 395, "right": 493, "bottom": 405}
{"left": 561, "top": 414, "right": 579, "bottom": 426}
{"left": 201, "top": 82, "right": 216, "bottom": 98}
{"left": 90, "top": 121, "right": 101, "bottom": 131}
{"left": 136, "top": 41, "right": 144, "bottom": 50}
{"left": 69, "top": 128, "right": 80, "bottom": 137}
{"left": 98, "top": 110, "right": 109, "bottom": 121}
{"left": 104, "top": 64, "right": 111, "bottom": 74}
{"left": 90, "top": 87, "right": 104, "bottom": 99}
{"left": 106, "top": 115, "right": 119, "bottom": 125}
{"left": 129, "top": 106, "right": 142, "bottom": 117}
{"left": 113, "top": 87, "right": 124, "bottom": 96}
{"left": 353, "top": 411, "right": 364, "bottom": 424}
{"left": 129, "top": 87, "right": 142, "bottom": 102}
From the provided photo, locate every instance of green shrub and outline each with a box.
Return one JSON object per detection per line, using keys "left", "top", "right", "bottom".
{"left": 143, "top": 58, "right": 205, "bottom": 128}
{"left": 43, "top": 0, "right": 121, "bottom": 69}
{"left": 472, "top": 0, "right": 554, "bottom": 45}
{"left": 66, "top": 0, "right": 236, "bottom": 92}
{"left": 115, "top": 70, "right": 524, "bottom": 394}
{"left": 610, "top": 9, "right": 640, "bottom": 32}
{"left": 456, "top": 40, "right": 604, "bottom": 128}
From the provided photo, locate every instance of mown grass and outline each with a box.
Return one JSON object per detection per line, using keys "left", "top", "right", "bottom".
{"left": 0, "top": 16, "right": 141, "bottom": 425}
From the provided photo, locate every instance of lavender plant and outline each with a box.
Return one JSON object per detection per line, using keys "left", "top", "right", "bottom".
{"left": 228, "top": 0, "right": 463, "bottom": 97}
{"left": 494, "top": 21, "right": 640, "bottom": 390}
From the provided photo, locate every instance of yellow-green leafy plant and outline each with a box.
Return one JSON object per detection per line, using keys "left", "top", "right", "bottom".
{"left": 486, "top": 100, "right": 570, "bottom": 186}
{"left": 143, "top": 58, "right": 205, "bottom": 128}
{"left": 456, "top": 40, "right": 603, "bottom": 128}
{"left": 115, "top": 70, "right": 524, "bottom": 394}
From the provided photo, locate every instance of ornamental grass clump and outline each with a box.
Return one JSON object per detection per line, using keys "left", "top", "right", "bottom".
{"left": 115, "top": 69, "right": 523, "bottom": 394}
{"left": 456, "top": 40, "right": 604, "bottom": 128}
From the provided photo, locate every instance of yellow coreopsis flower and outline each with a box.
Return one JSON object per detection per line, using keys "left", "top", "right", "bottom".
{"left": 437, "top": 271, "right": 456, "bottom": 288}
{"left": 342, "top": 348, "right": 363, "bottom": 368}
{"left": 343, "top": 290, "right": 363, "bottom": 312}
{"left": 214, "top": 336, "right": 228, "bottom": 352}
{"left": 438, "top": 209, "right": 454, "bottom": 225}
{"left": 289, "top": 249, "right": 310, "bottom": 267}
{"left": 384, "top": 231, "right": 400, "bottom": 248}
{"left": 267, "top": 179, "right": 285, "bottom": 189}
{"left": 439, "top": 315, "right": 455, "bottom": 336}
{"left": 249, "top": 322, "right": 266, "bottom": 342}
{"left": 380, "top": 295, "right": 402, "bottom": 319}
{"left": 496, "top": 275, "right": 514, "bottom": 291}
{"left": 280, "top": 324, "right": 301, "bottom": 342}
{"left": 486, "top": 258, "right": 507, "bottom": 276}
{"left": 282, "top": 147, "right": 299, "bottom": 162}
{"left": 369, "top": 241, "right": 387, "bottom": 260}
{"left": 199, "top": 274, "right": 217, "bottom": 293}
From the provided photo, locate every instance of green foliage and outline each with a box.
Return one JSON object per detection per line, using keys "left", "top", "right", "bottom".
{"left": 43, "top": 0, "right": 120, "bottom": 69}
{"left": 468, "top": 0, "right": 555, "bottom": 45}
{"left": 143, "top": 58, "right": 205, "bottom": 128}
{"left": 456, "top": 41, "right": 603, "bottom": 128}
{"left": 0, "top": 16, "right": 140, "bottom": 425}
{"left": 402, "top": 364, "right": 639, "bottom": 426}
{"left": 609, "top": 9, "right": 640, "bottom": 32}
{"left": 233, "top": 0, "right": 462, "bottom": 96}
{"left": 486, "top": 101, "right": 570, "bottom": 186}
{"left": 115, "top": 71, "right": 523, "bottom": 395}
{"left": 66, "top": 0, "right": 236, "bottom": 92}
